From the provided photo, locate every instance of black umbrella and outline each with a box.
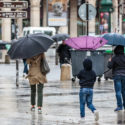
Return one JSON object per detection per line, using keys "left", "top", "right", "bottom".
{"left": 52, "top": 33, "right": 70, "bottom": 41}
{"left": 8, "top": 33, "right": 54, "bottom": 59}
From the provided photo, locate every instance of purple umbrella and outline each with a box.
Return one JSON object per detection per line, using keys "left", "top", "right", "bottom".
{"left": 64, "top": 36, "right": 108, "bottom": 50}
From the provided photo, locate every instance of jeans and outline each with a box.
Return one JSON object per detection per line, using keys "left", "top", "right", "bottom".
{"left": 79, "top": 88, "right": 96, "bottom": 117}
{"left": 23, "top": 59, "right": 28, "bottom": 74}
{"left": 31, "top": 83, "right": 44, "bottom": 107}
{"left": 114, "top": 75, "right": 125, "bottom": 109}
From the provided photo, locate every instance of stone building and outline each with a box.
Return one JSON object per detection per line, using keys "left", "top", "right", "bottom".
{"left": 0, "top": 0, "right": 123, "bottom": 61}
{"left": 0, "top": 0, "right": 122, "bottom": 40}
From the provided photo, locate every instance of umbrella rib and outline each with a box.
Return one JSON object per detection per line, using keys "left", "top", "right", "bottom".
{"left": 70, "top": 38, "right": 82, "bottom": 49}
{"left": 29, "top": 36, "right": 52, "bottom": 51}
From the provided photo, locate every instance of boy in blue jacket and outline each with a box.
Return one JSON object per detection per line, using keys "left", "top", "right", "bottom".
{"left": 77, "top": 58, "right": 99, "bottom": 121}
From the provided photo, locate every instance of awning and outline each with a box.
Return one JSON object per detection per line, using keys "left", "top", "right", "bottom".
{"left": 100, "top": 0, "right": 113, "bottom": 12}
{"left": 101, "top": 0, "right": 112, "bottom": 6}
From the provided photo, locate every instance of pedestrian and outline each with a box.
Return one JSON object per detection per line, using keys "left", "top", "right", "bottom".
{"left": 26, "top": 53, "right": 47, "bottom": 113}
{"left": 23, "top": 59, "right": 28, "bottom": 77}
{"left": 57, "top": 40, "right": 71, "bottom": 66}
{"left": 77, "top": 58, "right": 99, "bottom": 121}
{"left": 107, "top": 45, "right": 125, "bottom": 112}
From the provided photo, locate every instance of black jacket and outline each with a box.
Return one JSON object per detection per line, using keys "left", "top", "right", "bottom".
{"left": 107, "top": 45, "right": 125, "bottom": 76}
{"left": 108, "top": 55, "right": 125, "bottom": 76}
{"left": 77, "top": 58, "right": 96, "bottom": 89}
{"left": 57, "top": 44, "right": 71, "bottom": 64}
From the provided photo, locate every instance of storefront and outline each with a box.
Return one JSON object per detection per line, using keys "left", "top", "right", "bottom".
{"left": 99, "top": 0, "right": 113, "bottom": 34}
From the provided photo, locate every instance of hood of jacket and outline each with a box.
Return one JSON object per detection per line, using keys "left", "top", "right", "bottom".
{"left": 114, "top": 45, "right": 124, "bottom": 55}
{"left": 83, "top": 58, "right": 92, "bottom": 71}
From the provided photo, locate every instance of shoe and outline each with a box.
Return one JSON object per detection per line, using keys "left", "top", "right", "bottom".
{"left": 31, "top": 105, "right": 35, "bottom": 111}
{"left": 38, "top": 107, "right": 42, "bottom": 113}
{"left": 114, "top": 107, "right": 122, "bottom": 112}
{"left": 79, "top": 117, "right": 85, "bottom": 122}
{"left": 94, "top": 110, "right": 99, "bottom": 121}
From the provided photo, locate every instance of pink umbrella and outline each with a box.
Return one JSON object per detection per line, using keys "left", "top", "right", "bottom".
{"left": 64, "top": 36, "right": 108, "bottom": 50}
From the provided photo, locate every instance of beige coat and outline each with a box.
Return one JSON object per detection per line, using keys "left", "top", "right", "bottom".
{"left": 26, "top": 53, "right": 47, "bottom": 85}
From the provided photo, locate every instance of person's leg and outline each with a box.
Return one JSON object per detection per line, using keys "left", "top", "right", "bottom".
{"left": 24, "top": 63, "right": 28, "bottom": 74}
{"left": 79, "top": 88, "right": 87, "bottom": 118}
{"left": 86, "top": 88, "right": 99, "bottom": 121}
{"left": 114, "top": 76, "right": 123, "bottom": 111}
{"left": 86, "top": 88, "right": 96, "bottom": 112}
{"left": 37, "top": 83, "right": 44, "bottom": 108}
{"left": 31, "top": 84, "right": 36, "bottom": 110}
{"left": 121, "top": 76, "right": 125, "bottom": 109}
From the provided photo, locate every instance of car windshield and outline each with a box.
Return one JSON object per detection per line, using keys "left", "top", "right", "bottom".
{"left": 33, "top": 30, "right": 42, "bottom": 34}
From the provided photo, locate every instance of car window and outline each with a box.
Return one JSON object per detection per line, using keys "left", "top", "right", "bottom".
{"left": 27, "top": 30, "right": 30, "bottom": 35}
{"left": 33, "top": 30, "right": 42, "bottom": 34}
{"left": 43, "top": 31, "right": 52, "bottom": 36}
{"left": 23, "top": 31, "right": 27, "bottom": 36}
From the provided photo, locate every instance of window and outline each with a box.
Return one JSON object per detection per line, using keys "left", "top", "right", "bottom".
{"left": 43, "top": 31, "right": 53, "bottom": 36}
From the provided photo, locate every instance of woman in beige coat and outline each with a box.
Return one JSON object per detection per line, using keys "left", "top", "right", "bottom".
{"left": 26, "top": 53, "right": 47, "bottom": 113}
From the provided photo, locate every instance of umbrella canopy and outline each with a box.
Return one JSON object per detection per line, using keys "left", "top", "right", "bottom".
{"left": 102, "top": 33, "right": 125, "bottom": 46}
{"left": 8, "top": 33, "right": 54, "bottom": 59}
{"left": 52, "top": 33, "right": 70, "bottom": 41}
{"left": 64, "top": 36, "right": 108, "bottom": 50}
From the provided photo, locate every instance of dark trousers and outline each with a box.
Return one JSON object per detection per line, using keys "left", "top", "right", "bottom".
{"left": 31, "top": 83, "right": 44, "bottom": 107}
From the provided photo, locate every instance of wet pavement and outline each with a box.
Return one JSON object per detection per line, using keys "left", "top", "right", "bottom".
{"left": 0, "top": 57, "right": 124, "bottom": 125}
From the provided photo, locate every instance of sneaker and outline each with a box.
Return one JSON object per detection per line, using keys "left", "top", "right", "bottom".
{"left": 31, "top": 105, "right": 35, "bottom": 111}
{"left": 114, "top": 107, "right": 122, "bottom": 112}
{"left": 79, "top": 117, "right": 85, "bottom": 122}
{"left": 94, "top": 110, "right": 99, "bottom": 121}
{"left": 38, "top": 107, "right": 42, "bottom": 113}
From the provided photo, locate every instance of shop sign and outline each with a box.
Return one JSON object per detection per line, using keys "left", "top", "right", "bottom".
{"left": 0, "top": 1, "right": 28, "bottom": 9}
{"left": 0, "top": 11, "right": 27, "bottom": 18}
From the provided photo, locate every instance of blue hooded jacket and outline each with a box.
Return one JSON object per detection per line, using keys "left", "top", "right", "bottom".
{"left": 77, "top": 58, "right": 96, "bottom": 88}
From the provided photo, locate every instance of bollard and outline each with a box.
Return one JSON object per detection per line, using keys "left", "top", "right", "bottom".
{"left": 5, "top": 54, "right": 10, "bottom": 64}
{"left": 60, "top": 64, "right": 71, "bottom": 81}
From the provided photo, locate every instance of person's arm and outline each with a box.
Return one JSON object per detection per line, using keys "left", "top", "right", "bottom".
{"left": 77, "top": 70, "right": 82, "bottom": 79}
{"left": 107, "top": 57, "right": 114, "bottom": 69}
{"left": 57, "top": 45, "right": 61, "bottom": 53}
{"left": 93, "top": 72, "right": 96, "bottom": 82}
{"left": 67, "top": 46, "right": 71, "bottom": 58}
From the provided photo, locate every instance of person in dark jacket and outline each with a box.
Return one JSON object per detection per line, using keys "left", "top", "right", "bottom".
{"left": 57, "top": 41, "right": 71, "bottom": 66}
{"left": 77, "top": 58, "right": 99, "bottom": 121}
{"left": 107, "top": 45, "right": 125, "bottom": 112}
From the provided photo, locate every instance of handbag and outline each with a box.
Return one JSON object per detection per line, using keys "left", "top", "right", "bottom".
{"left": 40, "top": 57, "right": 50, "bottom": 75}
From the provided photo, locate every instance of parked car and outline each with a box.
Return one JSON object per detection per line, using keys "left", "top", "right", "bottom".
{"left": 23, "top": 27, "right": 56, "bottom": 37}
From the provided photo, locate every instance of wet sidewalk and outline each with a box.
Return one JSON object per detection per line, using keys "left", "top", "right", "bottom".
{"left": 0, "top": 57, "right": 124, "bottom": 125}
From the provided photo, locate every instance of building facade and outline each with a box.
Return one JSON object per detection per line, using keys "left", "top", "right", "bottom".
{"left": 0, "top": 0, "right": 123, "bottom": 41}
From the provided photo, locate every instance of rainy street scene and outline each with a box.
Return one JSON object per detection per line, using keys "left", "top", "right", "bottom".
{"left": 0, "top": 54, "right": 124, "bottom": 125}
{"left": 1, "top": 0, "right": 125, "bottom": 125}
